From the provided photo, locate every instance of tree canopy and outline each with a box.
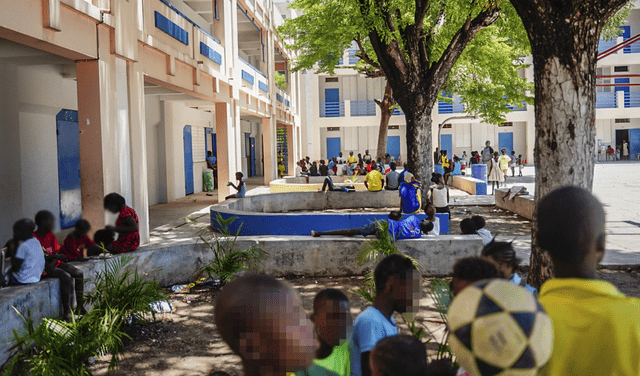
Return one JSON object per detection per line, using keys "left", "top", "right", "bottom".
{"left": 280, "top": 0, "right": 535, "bottom": 125}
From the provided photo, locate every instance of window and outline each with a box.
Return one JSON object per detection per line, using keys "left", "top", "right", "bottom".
{"left": 615, "top": 118, "right": 630, "bottom": 123}
{"left": 442, "top": 124, "right": 452, "bottom": 129}
{"left": 614, "top": 66, "right": 629, "bottom": 72}
{"left": 325, "top": 77, "right": 339, "bottom": 83}
{"left": 327, "top": 127, "right": 340, "bottom": 131}
{"left": 389, "top": 125, "right": 400, "bottom": 130}
{"left": 499, "top": 122, "right": 513, "bottom": 127}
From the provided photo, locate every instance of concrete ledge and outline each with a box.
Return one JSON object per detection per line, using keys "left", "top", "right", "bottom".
{"left": 212, "top": 191, "right": 451, "bottom": 235}
{"left": 494, "top": 188, "right": 535, "bottom": 220}
{"left": 270, "top": 177, "right": 368, "bottom": 192}
{"left": 450, "top": 175, "right": 487, "bottom": 195}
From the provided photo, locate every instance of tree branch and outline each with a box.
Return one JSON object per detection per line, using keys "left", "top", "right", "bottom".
{"left": 427, "top": 6, "right": 500, "bottom": 93}
{"left": 415, "top": 0, "right": 431, "bottom": 27}
{"left": 355, "top": 35, "right": 381, "bottom": 70}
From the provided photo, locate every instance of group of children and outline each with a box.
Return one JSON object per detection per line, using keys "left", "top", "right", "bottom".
{"left": 2, "top": 193, "right": 140, "bottom": 321}
{"left": 213, "top": 186, "right": 640, "bottom": 376}
{"left": 297, "top": 151, "right": 403, "bottom": 179}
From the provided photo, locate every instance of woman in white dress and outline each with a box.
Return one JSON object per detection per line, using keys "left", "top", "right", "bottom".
{"left": 487, "top": 151, "right": 504, "bottom": 194}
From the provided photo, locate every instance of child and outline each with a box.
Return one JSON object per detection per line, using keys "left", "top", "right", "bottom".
{"left": 225, "top": 172, "right": 246, "bottom": 199}
{"left": 536, "top": 187, "right": 640, "bottom": 376}
{"left": 440, "top": 150, "right": 450, "bottom": 184}
{"left": 103, "top": 193, "right": 140, "bottom": 254}
{"left": 459, "top": 218, "right": 476, "bottom": 235}
{"left": 278, "top": 161, "right": 286, "bottom": 178}
{"left": 62, "top": 219, "right": 104, "bottom": 261}
{"left": 509, "top": 151, "right": 517, "bottom": 177}
{"left": 424, "top": 202, "right": 440, "bottom": 235}
{"left": 451, "top": 156, "right": 462, "bottom": 177}
{"left": 214, "top": 274, "right": 315, "bottom": 376}
{"left": 450, "top": 257, "right": 500, "bottom": 296}
{"left": 481, "top": 240, "right": 537, "bottom": 294}
{"left": 398, "top": 173, "right": 421, "bottom": 214}
{"left": 487, "top": 152, "right": 504, "bottom": 194}
{"left": 428, "top": 173, "right": 449, "bottom": 216}
{"left": 471, "top": 215, "right": 492, "bottom": 245}
{"left": 350, "top": 254, "right": 421, "bottom": 376}
{"left": 8, "top": 219, "right": 45, "bottom": 285}
{"left": 370, "top": 335, "right": 428, "bottom": 376}
{"left": 33, "top": 210, "right": 86, "bottom": 320}
{"left": 498, "top": 149, "right": 511, "bottom": 183}
{"left": 312, "top": 211, "right": 431, "bottom": 241}
{"left": 517, "top": 154, "right": 524, "bottom": 176}
{"left": 294, "top": 289, "right": 352, "bottom": 376}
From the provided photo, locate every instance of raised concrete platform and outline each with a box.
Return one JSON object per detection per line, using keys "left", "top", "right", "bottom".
{"left": 270, "top": 176, "right": 367, "bottom": 192}
{"left": 210, "top": 191, "right": 451, "bottom": 235}
{"left": 450, "top": 175, "right": 487, "bottom": 195}
{"left": 494, "top": 188, "right": 535, "bottom": 220}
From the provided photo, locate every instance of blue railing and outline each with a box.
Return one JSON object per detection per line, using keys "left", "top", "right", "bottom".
{"left": 598, "top": 39, "right": 617, "bottom": 54}
{"left": 438, "top": 99, "right": 465, "bottom": 114}
{"left": 596, "top": 92, "right": 617, "bottom": 109}
{"left": 159, "top": 0, "right": 220, "bottom": 44}
{"left": 348, "top": 49, "right": 359, "bottom": 65}
{"left": 627, "top": 41, "right": 640, "bottom": 54}
{"left": 350, "top": 101, "right": 376, "bottom": 116}
{"left": 625, "top": 92, "right": 640, "bottom": 108}
{"left": 392, "top": 107, "right": 404, "bottom": 116}
{"left": 238, "top": 56, "right": 267, "bottom": 78}
{"left": 506, "top": 101, "right": 527, "bottom": 111}
{"left": 320, "top": 102, "right": 345, "bottom": 117}
{"left": 285, "top": 99, "right": 290, "bottom": 107}
{"left": 276, "top": 93, "right": 283, "bottom": 102}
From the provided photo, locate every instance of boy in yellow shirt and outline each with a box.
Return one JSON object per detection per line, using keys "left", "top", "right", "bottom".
{"left": 537, "top": 187, "right": 640, "bottom": 376}
{"left": 364, "top": 169, "right": 384, "bottom": 192}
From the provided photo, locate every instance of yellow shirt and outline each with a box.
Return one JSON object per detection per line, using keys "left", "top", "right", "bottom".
{"left": 287, "top": 342, "right": 350, "bottom": 376}
{"left": 348, "top": 155, "right": 358, "bottom": 164}
{"left": 365, "top": 170, "right": 384, "bottom": 191}
{"left": 441, "top": 155, "right": 449, "bottom": 168}
{"left": 538, "top": 278, "right": 640, "bottom": 376}
{"left": 498, "top": 155, "right": 511, "bottom": 170}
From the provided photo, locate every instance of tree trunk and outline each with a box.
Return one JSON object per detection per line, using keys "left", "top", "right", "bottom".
{"left": 510, "top": 0, "right": 628, "bottom": 288}
{"left": 375, "top": 82, "right": 395, "bottom": 160}
{"left": 403, "top": 105, "right": 433, "bottom": 205}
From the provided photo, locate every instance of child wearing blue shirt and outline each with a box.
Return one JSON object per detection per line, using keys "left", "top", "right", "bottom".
{"left": 225, "top": 172, "right": 246, "bottom": 199}
{"left": 350, "top": 255, "right": 421, "bottom": 376}
{"left": 481, "top": 240, "right": 537, "bottom": 295}
{"left": 8, "top": 219, "right": 45, "bottom": 285}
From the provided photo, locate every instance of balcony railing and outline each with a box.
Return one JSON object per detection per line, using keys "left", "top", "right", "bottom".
{"left": 320, "top": 102, "right": 345, "bottom": 117}
{"left": 596, "top": 92, "right": 617, "bottom": 109}
{"left": 598, "top": 39, "right": 617, "bottom": 54}
{"left": 392, "top": 107, "right": 404, "bottom": 116}
{"left": 624, "top": 92, "right": 640, "bottom": 108}
{"left": 350, "top": 101, "right": 376, "bottom": 116}
{"left": 438, "top": 99, "right": 465, "bottom": 114}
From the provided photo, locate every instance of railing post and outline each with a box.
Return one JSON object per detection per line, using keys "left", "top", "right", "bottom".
{"left": 617, "top": 91, "right": 625, "bottom": 109}
{"left": 345, "top": 100, "right": 351, "bottom": 117}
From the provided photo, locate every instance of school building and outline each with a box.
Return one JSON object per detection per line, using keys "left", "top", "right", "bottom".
{"left": 0, "top": 0, "right": 303, "bottom": 243}
{"left": 297, "top": 1, "right": 640, "bottom": 165}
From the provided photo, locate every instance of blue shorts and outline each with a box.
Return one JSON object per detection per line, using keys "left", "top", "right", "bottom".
{"left": 359, "top": 222, "right": 379, "bottom": 236}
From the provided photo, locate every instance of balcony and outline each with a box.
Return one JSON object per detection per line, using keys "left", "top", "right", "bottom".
{"left": 596, "top": 92, "right": 617, "bottom": 109}
{"left": 392, "top": 107, "right": 404, "bottom": 116}
{"left": 320, "top": 102, "right": 345, "bottom": 117}
{"left": 598, "top": 39, "right": 617, "bottom": 54}
{"left": 350, "top": 101, "right": 376, "bottom": 116}
{"left": 438, "top": 98, "right": 465, "bottom": 114}
{"left": 624, "top": 92, "right": 640, "bottom": 108}
{"left": 238, "top": 56, "right": 268, "bottom": 97}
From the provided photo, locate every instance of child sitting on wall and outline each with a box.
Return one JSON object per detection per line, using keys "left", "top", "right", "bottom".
{"left": 62, "top": 219, "right": 104, "bottom": 261}
{"left": 7, "top": 219, "right": 45, "bottom": 286}
{"left": 471, "top": 215, "right": 492, "bottom": 245}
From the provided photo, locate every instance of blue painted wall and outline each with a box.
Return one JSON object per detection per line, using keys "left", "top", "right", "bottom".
{"left": 56, "top": 110, "right": 81, "bottom": 229}
{"left": 183, "top": 125, "right": 194, "bottom": 195}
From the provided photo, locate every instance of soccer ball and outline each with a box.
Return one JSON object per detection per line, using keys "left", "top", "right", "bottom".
{"left": 447, "top": 279, "right": 553, "bottom": 376}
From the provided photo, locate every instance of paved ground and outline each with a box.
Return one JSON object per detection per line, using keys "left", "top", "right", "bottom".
{"left": 146, "top": 164, "right": 640, "bottom": 265}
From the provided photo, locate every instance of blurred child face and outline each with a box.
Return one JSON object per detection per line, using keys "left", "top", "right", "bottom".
{"left": 42, "top": 215, "right": 55, "bottom": 232}
{"left": 242, "top": 292, "right": 315, "bottom": 374}
{"left": 426, "top": 205, "right": 435, "bottom": 217}
{"left": 392, "top": 269, "right": 421, "bottom": 315}
{"left": 451, "top": 277, "right": 472, "bottom": 296}
{"left": 311, "top": 299, "right": 352, "bottom": 347}
{"left": 235, "top": 172, "right": 242, "bottom": 181}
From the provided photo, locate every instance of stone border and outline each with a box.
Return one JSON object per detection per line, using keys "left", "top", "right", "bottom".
{"left": 494, "top": 188, "right": 535, "bottom": 220}
{"left": 450, "top": 175, "right": 487, "bottom": 195}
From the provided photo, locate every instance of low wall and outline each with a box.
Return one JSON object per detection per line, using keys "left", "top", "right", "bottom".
{"left": 211, "top": 191, "right": 451, "bottom": 235}
{"left": 450, "top": 175, "right": 487, "bottom": 195}
{"left": 494, "top": 188, "right": 535, "bottom": 220}
{"left": 271, "top": 177, "right": 367, "bottom": 192}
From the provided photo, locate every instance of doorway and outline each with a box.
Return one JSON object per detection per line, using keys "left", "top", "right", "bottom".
{"left": 616, "top": 129, "right": 629, "bottom": 159}
{"left": 326, "top": 137, "right": 341, "bottom": 160}
{"left": 440, "top": 134, "right": 452, "bottom": 160}
{"left": 56, "top": 109, "right": 82, "bottom": 229}
{"left": 387, "top": 136, "right": 401, "bottom": 160}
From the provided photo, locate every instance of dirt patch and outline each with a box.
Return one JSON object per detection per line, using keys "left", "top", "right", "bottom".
{"left": 88, "top": 269, "right": 640, "bottom": 376}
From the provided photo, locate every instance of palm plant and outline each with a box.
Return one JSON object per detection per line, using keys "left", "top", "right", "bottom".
{"left": 188, "top": 214, "right": 267, "bottom": 285}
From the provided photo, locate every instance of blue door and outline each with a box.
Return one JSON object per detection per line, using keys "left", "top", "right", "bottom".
{"left": 56, "top": 110, "right": 82, "bottom": 229}
{"left": 245, "top": 133, "right": 251, "bottom": 177}
{"left": 326, "top": 137, "right": 341, "bottom": 159}
{"left": 499, "top": 132, "right": 514, "bottom": 156}
{"left": 440, "top": 134, "right": 452, "bottom": 161}
{"left": 250, "top": 137, "right": 257, "bottom": 177}
{"left": 183, "top": 125, "right": 194, "bottom": 195}
{"left": 324, "top": 88, "right": 340, "bottom": 117}
{"left": 621, "top": 26, "right": 631, "bottom": 53}
{"left": 630, "top": 129, "right": 640, "bottom": 158}
{"left": 387, "top": 136, "right": 400, "bottom": 160}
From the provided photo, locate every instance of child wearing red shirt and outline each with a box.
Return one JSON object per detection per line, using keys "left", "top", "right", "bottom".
{"left": 33, "top": 211, "right": 86, "bottom": 321}
{"left": 103, "top": 193, "right": 140, "bottom": 254}
{"left": 62, "top": 219, "right": 104, "bottom": 261}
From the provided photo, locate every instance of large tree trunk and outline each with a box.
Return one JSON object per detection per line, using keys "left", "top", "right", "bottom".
{"left": 510, "top": 0, "right": 628, "bottom": 288}
{"left": 403, "top": 105, "right": 434, "bottom": 205}
{"left": 375, "top": 82, "right": 395, "bottom": 160}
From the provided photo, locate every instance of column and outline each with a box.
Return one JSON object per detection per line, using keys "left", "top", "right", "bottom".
{"left": 76, "top": 60, "right": 106, "bottom": 232}
{"left": 262, "top": 116, "right": 276, "bottom": 184}
{"left": 216, "top": 101, "right": 236, "bottom": 200}
{"left": 286, "top": 124, "right": 294, "bottom": 174}
{"left": 127, "top": 61, "right": 150, "bottom": 243}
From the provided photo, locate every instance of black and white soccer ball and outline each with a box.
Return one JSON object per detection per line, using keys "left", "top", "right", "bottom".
{"left": 447, "top": 279, "right": 553, "bottom": 376}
